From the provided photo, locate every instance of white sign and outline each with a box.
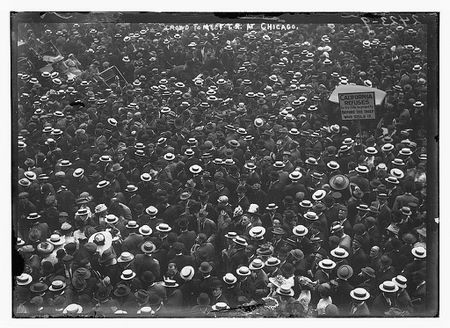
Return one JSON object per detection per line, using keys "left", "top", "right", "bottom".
{"left": 339, "top": 92, "right": 376, "bottom": 120}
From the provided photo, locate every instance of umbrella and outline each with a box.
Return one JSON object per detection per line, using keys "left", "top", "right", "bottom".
{"left": 329, "top": 84, "right": 387, "bottom": 106}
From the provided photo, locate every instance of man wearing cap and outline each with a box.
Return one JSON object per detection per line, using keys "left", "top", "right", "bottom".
{"left": 332, "top": 265, "right": 354, "bottom": 313}
{"left": 371, "top": 281, "right": 399, "bottom": 315}
{"left": 134, "top": 242, "right": 160, "bottom": 280}
{"left": 349, "top": 288, "right": 371, "bottom": 316}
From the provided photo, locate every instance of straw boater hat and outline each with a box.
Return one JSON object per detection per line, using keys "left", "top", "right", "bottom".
{"left": 223, "top": 273, "right": 238, "bottom": 285}
{"left": 379, "top": 280, "right": 399, "bottom": 293}
{"left": 392, "top": 275, "right": 408, "bottom": 289}
{"left": 117, "top": 252, "right": 134, "bottom": 263}
{"left": 16, "top": 273, "right": 33, "bottom": 286}
{"left": 330, "top": 247, "right": 349, "bottom": 259}
{"left": 236, "top": 266, "right": 251, "bottom": 277}
{"left": 319, "top": 259, "right": 336, "bottom": 270}
{"left": 350, "top": 288, "right": 370, "bottom": 301}
{"left": 212, "top": 302, "right": 230, "bottom": 311}
{"left": 265, "top": 257, "right": 281, "bottom": 267}
{"left": 156, "top": 223, "right": 171, "bottom": 233}
{"left": 63, "top": 303, "right": 83, "bottom": 314}
{"left": 140, "top": 241, "right": 156, "bottom": 254}
{"left": 289, "top": 171, "right": 302, "bottom": 180}
{"left": 411, "top": 246, "right": 426, "bottom": 259}
{"left": 47, "top": 234, "right": 65, "bottom": 246}
{"left": 312, "top": 189, "right": 327, "bottom": 201}
{"left": 233, "top": 236, "right": 248, "bottom": 247}
{"left": 88, "top": 231, "right": 113, "bottom": 255}
{"left": 139, "top": 225, "right": 153, "bottom": 236}
{"left": 180, "top": 266, "right": 195, "bottom": 281}
{"left": 292, "top": 225, "right": 308, "bottom": 237}
{"left": 121, "top": 269, "right": 136, "bottom": 281}
{"left": 276, "top": 285, "right": 294, "bottom": 297}
{"left": 249, "top": 226, "right": 266, "bottom": 239}
{"left": 299, "top": 200, "right": 313, "bottom": 209}
{"left": 249, "top": 258, "right": 265, "bottom": 271}
{"left": 304, "top": 211, "right": 319, "bottom": 221}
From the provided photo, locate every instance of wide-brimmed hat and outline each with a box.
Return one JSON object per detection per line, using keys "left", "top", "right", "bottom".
{"left": 329, "top": 175, "right": 349, "bottom": 190}
{"left": 223, "top": 273, "right": 238, "bottom": 285}
{"left": 125, "top": 220, "right": 139, "bottom": 229}
{"left": 162, "top": 278, "right": 179, "bottom": 288}
{"left": 47, "top": 234, "right": 65, "bottom": 246}
{"left": 117, "top": 251, "right": 134, "bottom": 263}
{"left": 249, "top": 226, "right": 266, "bottom": 239}
{"left": 16, "top": 273, "right": 32, "bottom": 286}
{"left": 273, "top": 161, "right": 285, "bottom": 169}
{"left": 337, "top": 264, "right": 353, "bottom": 280}
{"left": 180, "top": 266, "right": 195, "bottom": 281}
{"left": 145, "top": 206, "right": 158, "bottom": 216}
{"left": 265, "top": 203, "right": 278, "bottom": 211}
{"left": 199, "top": 261, "right": 213, "bottom": 274}
{"left": 49, "top": 279, "right": 67, "bottom": 292}
{"left": 304, "top": 211, "right": 318, "bottom": 221}
{"left": 312, "top": 189, "right": 327, "bottom": 201}
{"left": 212, "top": 302, "right": 230, "bottom": 311}
{"left": 140, "top": 173, "right": 152, "bottom": 182}
{"left": 189, "top": 164, "right": 203, "bottom": 174}
{"left": 379, "top": 281, "right": 399, "bottom": 293}
{"left": 319, "top": 259, "right": 336, "bottom": 270}
{"left": 411, "top": 246, "right": 426, "bottom": 258}
{"left": 355, "top": 165, "right": 369, "bottom": 174}
{"left": 26, "top": 213, "right": 41, "bottom": 221}
{"left": 272, "top": 227, "right": 286, "bottom": 235}
{"left": 350, "top": 288, "right": 370, "bottom": 301}
{"left": 292, "top": 225, "right": 308, "bottom": 237}
{"left": 97, "top": 180, "right": 111, "bottom": 189}
{"left": 121, "top": 269, "right": 136, "bottom": 281}
{"left": 331, "top": 247, "right": 349, "bottom": 259}
{"left": 265, "top": 257, "right": 281, "bottom": 267}
{"left": 400, "top": 206, "right": 413, "bottom": 216}
{"left": 140, "top": 241, "right": 156, "bottom": 254}
{"left": 364, "top": 147, "right": 378, "bottom": 155}
{"left": 125, "top": 185, "right": 138, "bottom": 193}
{"left": 392, "top": 275, "right": 408, "bottom": 289}
{"left": 88, "top": 231, "right": 112, "bottom": 255}
{"left": 94, "top": 203, "right": 107, "bottom": 214}
{"left": 327, "top": 161, "right": 340, "bottom": 170}
{"left": 30, "top": 282, "right": 48, "bottom": 293}
{"left": 105, "top": 214, "right": 119, "bottom": 225}
{"left": 37, "top": 241, "right": 54, "bottom": 254}
{"left": 236, "top": 266, "right": 251, "bottom": 277}
{"left": 390, "top": 168, "right": 404, "bottom": 179}
{"left": 163, "top": 153, "right": 175, "bottom": 161}
{"left": 63, "top": 303, "right": 83, "bottom": 314}
{"left": 139, "top": 225, "right": 153, "bottom": 236}
{"left": 289, "top": 171, "right": 303, "bottom": 180}
{"left": 385, "top": 176, "right": 400, "bottom": 185}
{"left": 299, "top": 200, "right": 313, "bottom": 208}
{"left": 156, "top": 223, "right": 171, "bottom": 233}
{"left": 382, "top": 143, "right": 394, "bottom": 152}
{"left": 233, "top": 236, "right": 248, "bottom": 247}
{"left": 276, "top": 285, "right": 294, "bottom": 297}
{"left": 399, "top": 148, "right": 413, "bottom": 156}
{"left": 249, "top": 258, "right": 265, "bottom": 270}
{"left": 224, "top": 231, "right": 238, "bottom": 240}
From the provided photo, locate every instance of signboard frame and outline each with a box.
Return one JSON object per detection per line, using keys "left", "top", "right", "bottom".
{"left": 338, "top": 91, "right": 376, "bottom": 121}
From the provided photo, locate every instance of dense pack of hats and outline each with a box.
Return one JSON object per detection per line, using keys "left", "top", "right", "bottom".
{"left": 14, "top": 19, "right": 430, "bottom": 318}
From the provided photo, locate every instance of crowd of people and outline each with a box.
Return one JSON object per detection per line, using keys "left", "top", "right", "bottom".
{"left": 14, "top": 20, "right": 429, "bottom": 317}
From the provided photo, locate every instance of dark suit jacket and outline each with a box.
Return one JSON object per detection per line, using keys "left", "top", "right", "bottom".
{"left": 134, "top": 254, "right": 160, "bottom": 279}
